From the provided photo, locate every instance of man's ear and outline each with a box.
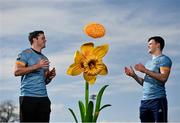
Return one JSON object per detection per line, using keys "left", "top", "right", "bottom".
{"left": 157, "top": 43, "right": 161, "bottom": 50}
{"left": 32, "top": 38, "right": 37, "bottom": 44}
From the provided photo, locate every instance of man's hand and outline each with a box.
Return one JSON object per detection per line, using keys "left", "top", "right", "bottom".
{"left": 36, "top": 59, "right": 50, "bottom": 69}
{"left": 48, "top": 67, "right": 56, "bottom": 79}
{"left": 45, "top": 67, "right": 56, "bottom": 85}
{"left": 46, "top": 67, "right": 56, "bottom": 80}
{"left": 124, "top": 66, "right": 144, "bottom": 86}
{"left": 124, "top": 66, "right": 136, "bottom": 77}
{"left": 134, "top": 63, "right": 147, "bottom": 73}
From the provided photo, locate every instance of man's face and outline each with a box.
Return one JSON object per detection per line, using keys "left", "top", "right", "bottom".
{"left": 148, "top": 39, "right": 160, "bottom": 54}
{"left": 36, "top": 33, "right": 46, "bottom": 49}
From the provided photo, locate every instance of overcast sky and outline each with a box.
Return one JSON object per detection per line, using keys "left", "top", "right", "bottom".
{"left": 0, "top": 0, "right": 180, "bottom": 122}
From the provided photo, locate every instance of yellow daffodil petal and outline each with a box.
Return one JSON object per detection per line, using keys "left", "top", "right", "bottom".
{"left": 83, "top": 73, "right": 96, "bottom": 85}
{"left": 67, "top": 63, "right": 83, "bottom": 76}
{"left": 93, "top": 44, "right": 109, "bottom": 59}
{"left": 98, "top": 64, "right": 108, "bottom": 75}
{"left": 74, "top": 50, "right": 84, "bottom": 63}
{"left": 81, "top": 42, "right": 94, "bottom": 56}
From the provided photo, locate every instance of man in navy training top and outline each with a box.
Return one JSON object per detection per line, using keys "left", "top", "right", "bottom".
{"left": 14, "top": 30, "right": 56, "bottom": 122}
{"left": 124, "top": 36, "right": 172, "bottom": 122}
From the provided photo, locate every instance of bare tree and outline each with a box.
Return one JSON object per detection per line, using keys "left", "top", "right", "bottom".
{"left": 0, "top": 100, "right": 19, "bottom": 122}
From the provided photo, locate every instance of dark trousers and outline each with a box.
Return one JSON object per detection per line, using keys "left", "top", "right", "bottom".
{"left": 140, "top": 98, "right": 167, "bottom": 123}
{"left": 19, "top": 96, "right": 51, "bottom": 122}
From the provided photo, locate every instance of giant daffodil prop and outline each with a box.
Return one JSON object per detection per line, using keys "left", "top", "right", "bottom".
{"left": 67, "top": 23, "right": 111, "bottom": 123}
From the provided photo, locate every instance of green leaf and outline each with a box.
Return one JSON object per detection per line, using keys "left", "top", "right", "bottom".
{"left": 85, "top": 101, "right": 94, "bottom": 122}
{"left": 99, "top": 104, "right": 111, "bottom": 111}
{"left": 93, "top": 85, "right": 109, "bottom": 122}
{"left": 78, "top": 101, "right": 85, "bottom": 122}
{"left": 68, "top": 108, "right": 78, "bottom": 123}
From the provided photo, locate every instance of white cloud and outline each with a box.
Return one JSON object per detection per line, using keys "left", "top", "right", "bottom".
{"left": 1, "top": 0, "right": 179, "bottom": 46}
{"left": 0, "top": 57, "right": 18, "bottom": 79}
{"left": 169, "top": 106, "right": 180, "bottom": 112}
{"left": 1, "top": 7, "right": 74, "bottom": 36}
{"left": 51, "top": 103, "right": 64, "bottom": 114}
{"left": 48, "top": 80, "right": 84, "bottom": 98}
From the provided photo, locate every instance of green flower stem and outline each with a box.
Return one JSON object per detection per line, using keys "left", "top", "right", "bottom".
{"left": 85, "top": 81, "right": 89, "bottom": 112}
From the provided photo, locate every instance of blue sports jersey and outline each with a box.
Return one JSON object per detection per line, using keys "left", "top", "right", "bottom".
{"left": 16, "top": 48, "right": 49, "bottom": 97}
{"left": 143, "top": 54, "right": 172, "bottom": 100}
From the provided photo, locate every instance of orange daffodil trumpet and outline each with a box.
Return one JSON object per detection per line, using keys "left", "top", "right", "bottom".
{"left": 67, "top": 42, "right": 109, "bottom": 85}
{"left": 83, "top": 23, "right": 105, "bottom": 38}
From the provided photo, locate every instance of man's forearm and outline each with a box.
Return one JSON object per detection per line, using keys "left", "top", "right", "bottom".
{"left": 14, "top": 64, "right": 39, "bottom": 76}
{"left": 132, "top": 74, "right": 144, "bottom": 86}
{"left": 144, "top": 69, "right": 168, "bottom": 83}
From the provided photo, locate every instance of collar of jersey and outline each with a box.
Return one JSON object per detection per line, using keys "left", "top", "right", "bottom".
{"left": 31, "top": 48, "right": 42, "bottom": 55}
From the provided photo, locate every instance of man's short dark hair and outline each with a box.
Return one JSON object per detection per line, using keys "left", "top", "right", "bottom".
{"left": 28, "top": 30, "right": 44, "bottom": 45}
{"left": 148, "top": 36, "right": 165, "bottom": 51}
